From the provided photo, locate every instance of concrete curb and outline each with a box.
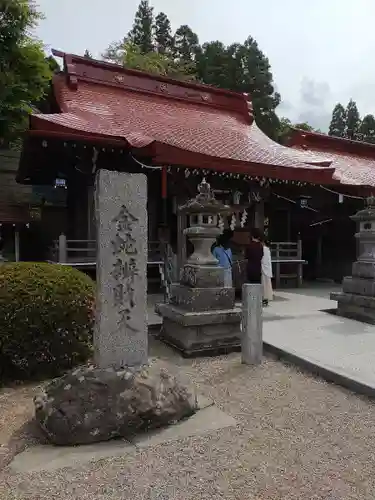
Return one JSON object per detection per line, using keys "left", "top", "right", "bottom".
{"left": 263, "top": 341, "right": 375, "bottom": 399}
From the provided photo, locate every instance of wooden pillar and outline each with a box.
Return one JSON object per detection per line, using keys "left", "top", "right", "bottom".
{"left": 254, "top": 200, "right": 265, "bottom": 231}
{"left": 287, "top": 209, "right": 291, "bottom": 241}
{"left": 67, "top": 176, "right": 89, "bottom": 240}
{"left": 161, "top": 166, "right": 168, "bottom": 226}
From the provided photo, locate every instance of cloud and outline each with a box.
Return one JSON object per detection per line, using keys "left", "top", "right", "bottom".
{"left": 277, "top": 100, "right": 293, "bottom": 113}
{"left": 300, "top": 78, "right": 331, "bottom": 108}
{"left": 297, "top": 110, "right": 332, "bottom": 132}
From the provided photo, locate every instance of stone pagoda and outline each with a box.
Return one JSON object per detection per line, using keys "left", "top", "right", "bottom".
{"left": 331, "top": 195, "right": 375, "bottom": 323}
{"left": 158, "top": 178, "right": 242, "bottom": 356}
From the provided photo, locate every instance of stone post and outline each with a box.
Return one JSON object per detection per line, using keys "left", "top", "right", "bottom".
{"left": 58, "top": 233, "right": 67, "bottom": 263}
{"left": 241, "top": 283, "right": 263, "bottom": 365}
{"left": 94, "top": 170, "right": 148, "bottom": 369}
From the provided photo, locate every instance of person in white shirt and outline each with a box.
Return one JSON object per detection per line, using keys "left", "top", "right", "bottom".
{"left": 261, "top": 239, "right": 273, "bottom": 306}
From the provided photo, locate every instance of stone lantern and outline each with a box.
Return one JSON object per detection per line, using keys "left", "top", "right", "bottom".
{"left": 182, "top": 177, "right": 229, "bottom": 267}
{"left": 157, "top": 178, "right": 242, "bottom": 356}
{"left": 331, "top": 195, "right": 375, "bottom": 323}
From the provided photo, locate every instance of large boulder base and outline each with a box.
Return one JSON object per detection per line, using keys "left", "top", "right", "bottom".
{"left": 34, "top": 362, "right": 197, "bottom": 446}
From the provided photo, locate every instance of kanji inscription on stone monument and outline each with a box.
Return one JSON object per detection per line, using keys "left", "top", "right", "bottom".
{"left": 95, "top": 170, "right": 147, "bottom": 369}
{"left": 111, "top": 206, "right": 139, "bottom": 333}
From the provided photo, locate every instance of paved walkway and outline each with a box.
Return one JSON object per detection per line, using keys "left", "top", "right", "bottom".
{"left": 149, "top": 284, "right": 375, "bottom": 396}
{"left": 263, "top": 284, "right": 375, "bottom": 396}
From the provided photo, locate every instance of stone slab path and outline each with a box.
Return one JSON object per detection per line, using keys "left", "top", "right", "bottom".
{"left": 263, "top": 285, "right": 375, "bottom": 396}
{"left": 10, "top": 403, "right": 236, "bottom": 474}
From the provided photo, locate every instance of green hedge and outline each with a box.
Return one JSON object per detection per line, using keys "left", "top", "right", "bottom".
{"left": 0, "top": 262, "right": 95, "bottom": 381}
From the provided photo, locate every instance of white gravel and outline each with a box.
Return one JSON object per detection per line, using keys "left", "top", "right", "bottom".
{"left": 1, "top": 338, "right": 375, "bottom": 499}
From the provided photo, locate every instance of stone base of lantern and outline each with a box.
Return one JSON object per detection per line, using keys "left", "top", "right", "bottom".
{"left": 156, "top": 303, "right": 242, "bottom": 357}
{"left": 170, "top": 284, "right": 235, "bottom": 311}
{"left": 331, "top": 290, "right": 375, "bottom": 324}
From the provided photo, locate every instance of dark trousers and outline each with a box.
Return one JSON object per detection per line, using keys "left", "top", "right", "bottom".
{"left": 246, "top": 274, "right": 261, "bottom": 284}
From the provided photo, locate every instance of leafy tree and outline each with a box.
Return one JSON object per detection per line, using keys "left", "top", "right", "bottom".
{"left": 0, "top": 0, "right": 52, "bottom": 147}
{"left": 277, "top": 117, "right": 293, "bottom": 144}
{"left": 328, "top": 103, "right": 346, "bottom": 138}
{"left": 173, "top": 25, "right": 200, "bottom": 63}
{"left": 358, "top": 114, "right": 375, "bottom": 144}
{"left": 277, "top": 118, "right": 317, "bottom": 144}
{"left": 223, "top": 38, "right": 280, "bottom": 139}
{"left": 127, "top": 0, "right": 154, "bottom": 54}
{"left": 84, "top": 49, "right": 93, "bottom": 59}
{"left": 195, "top": 38, "right": 280, "bottom": 138}
{"left": 45, "top": 55, "right": 60, "bottom": 73}
{"left": 196, "top": 41, "right": 231, "bottom": 88}
{"left": 345, "top": 99, "right": 360, "bottom": 140}
{"left": 294, "top": 122, "right": 316, "bottom": 131}
{"left": 241, "top": 37, "right": 281, "bottom": 138}
{"left": 103, "top": 41, "right": 196, "bottom": 80}
{"left": 154, "top": 12, "right": 173, "bottom": 54}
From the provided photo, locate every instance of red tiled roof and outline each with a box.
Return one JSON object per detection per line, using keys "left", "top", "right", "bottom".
{"left": 290, "top": 128, "right": 375, "bottom": 186}
{"left": 292, "top": 146, "right": 375, "bottom": 186}
{"left": 26, "top": 52, "right": 339, "bottom": 184}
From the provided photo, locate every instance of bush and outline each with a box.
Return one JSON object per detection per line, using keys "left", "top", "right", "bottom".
{"left": 0, "top": 262, "right": 95, "bottom": 381}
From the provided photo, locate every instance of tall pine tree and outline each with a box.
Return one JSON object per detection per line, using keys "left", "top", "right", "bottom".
{"left": 154, "top": 12, "right": 173, "bottom": 54}
{"left": 196, "top": 41, "right": 231, "bottom": 88}
{"left": 345, "top": 99, "right": 360, "bottom": 140}
{"left": 226, "top": 38, "right": 280, "bottom": 139}
{"left": 173, "top": 25, "right": 200, "bottom": 62}
{"left": 328, "top": 103, "right": 346, "bottom": 138}
{"left": 127, "top": 0, "right": 154, "bottom": 54}
{"left": 242, "top": 37, "right": 280, "bottom": 138}
{"left": 358, "top": 114, "right": 375, "bottom": 144}
{"left": 195, "top": 38, "right": 280, "bottom": 138}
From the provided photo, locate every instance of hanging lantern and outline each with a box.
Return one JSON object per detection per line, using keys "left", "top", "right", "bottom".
{"left": 54, "top": 178, "right": 67, "bottom": 189}
{"left": 299, "top": 195, "right": 311, "bottom": 208}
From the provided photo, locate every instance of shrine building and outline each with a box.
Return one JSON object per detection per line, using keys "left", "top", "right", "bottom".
{"left": 14, "top": 51, "right": 375, "bottom": 288}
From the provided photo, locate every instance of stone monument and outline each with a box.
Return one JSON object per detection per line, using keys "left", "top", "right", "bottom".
{"left": 94, "top": 169, "right": 147, "bottom": 368}
{"left": 158, "top": 178, "right": 242, "bottom": 356}
{"left": 33, "top": 170, "right": 197, "bottom": 445}
{"left": 331, "top": 195, "right": 375, "bottom": 323}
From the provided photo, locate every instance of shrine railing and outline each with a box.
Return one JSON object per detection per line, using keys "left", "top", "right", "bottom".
{"left": 48, "top": 234, "right": 170, "bottom": 298}
{"left": 49, "top": 234, "right": 164, "bottom": 266}
{"left": 270, "top": 240, "right": 306, "bottom": 288}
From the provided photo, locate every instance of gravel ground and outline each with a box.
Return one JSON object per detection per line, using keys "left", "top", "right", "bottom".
{"left": 1, "top": 337, "right": 375, "bottom": 500}
{"left": 0, "top": 384, "right": 40, "bottom": 446}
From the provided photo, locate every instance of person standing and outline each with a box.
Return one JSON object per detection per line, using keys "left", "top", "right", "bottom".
{"left": 261, "top": 239, "right": 273, "bottom": 306}
{"left": 212, "top": 229, "right": 233, "bottom": 288}
{"left": 245, "top": 228, "right": 264, "bottom": 284}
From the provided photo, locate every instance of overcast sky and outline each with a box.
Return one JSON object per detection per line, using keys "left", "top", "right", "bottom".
{"left": 35, "top": 0, "right": 375, "bottom": 131}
